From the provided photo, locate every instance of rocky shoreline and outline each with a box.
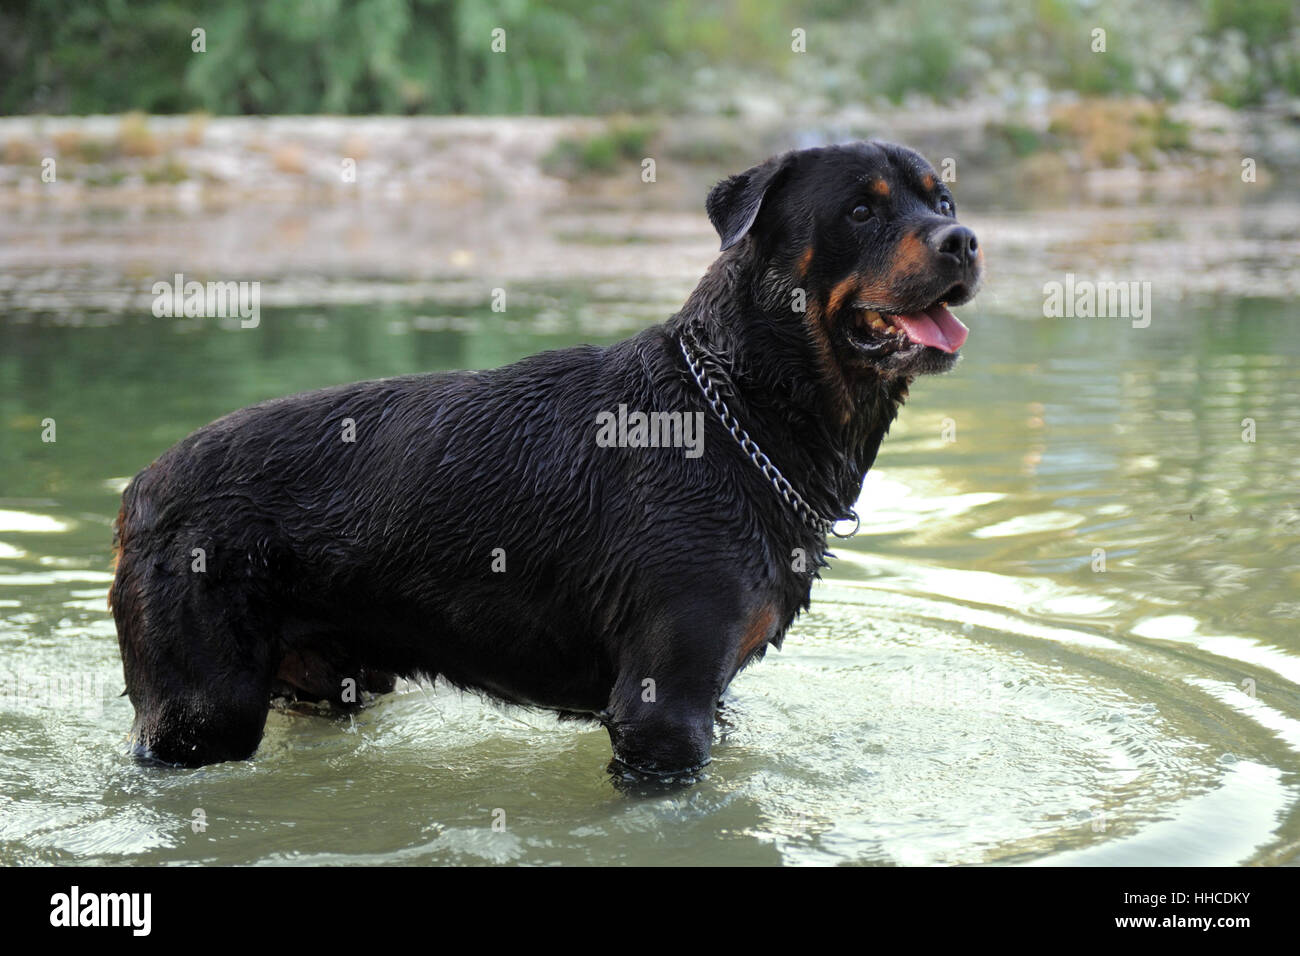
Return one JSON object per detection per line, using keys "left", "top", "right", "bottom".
{"left": 2, "top": 97, "right": 1296, "bottom": 206}
{"left": 1, "top": 103, "right": 1297, "bottom": 314}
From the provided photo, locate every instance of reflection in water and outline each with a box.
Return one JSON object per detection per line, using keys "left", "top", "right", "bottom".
{"left": 0, "top": 280, "right": 1298, "bottom": 865}
{"left": 1031, "top": 761, "right": 1288, "bottom": 867}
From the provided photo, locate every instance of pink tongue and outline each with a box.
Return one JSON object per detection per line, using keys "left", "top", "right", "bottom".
{"left": 893, "top": 303, "right": 969, "bottom": 353}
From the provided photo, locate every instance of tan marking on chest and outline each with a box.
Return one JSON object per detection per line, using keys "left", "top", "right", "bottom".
{"left": 736, "top": 604, "right": 779, "bottom": 668}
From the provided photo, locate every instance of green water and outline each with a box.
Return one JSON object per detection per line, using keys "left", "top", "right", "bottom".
{"left": 1, "top": 279, "right": 1298, "bottom": 865}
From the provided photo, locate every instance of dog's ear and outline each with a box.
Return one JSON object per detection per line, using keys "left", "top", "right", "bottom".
{"left": 706, "top": 153, "right": 794, "bottom": 252}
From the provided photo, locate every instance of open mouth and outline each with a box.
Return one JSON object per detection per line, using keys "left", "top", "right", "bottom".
{"left": 847, "top": 300, "right": 969, "bottom": 354}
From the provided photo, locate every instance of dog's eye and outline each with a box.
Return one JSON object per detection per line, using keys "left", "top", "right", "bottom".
{"left": 849, "top": 205, "right": 871, "bottom": 223}
{"left": 938, "top": 198, "right": 955, "bottom": 216}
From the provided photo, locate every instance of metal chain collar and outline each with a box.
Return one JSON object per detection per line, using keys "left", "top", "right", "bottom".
{"left": 678, "top": 325, "right": 860, "bottom": 538}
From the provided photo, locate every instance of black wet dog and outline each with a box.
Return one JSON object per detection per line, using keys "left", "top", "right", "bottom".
{"left": 110, "top": 141, "right": 982, "bottom": 774}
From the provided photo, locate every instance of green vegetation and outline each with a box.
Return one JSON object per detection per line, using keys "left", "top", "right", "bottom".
{"left": 542, "top": 121, "right": 657, "bottom": 178}
{"left": 0, "top": 0, "right": 1296, "bottom": 115}
{"left": 987, "top": 122, "right": 1045, "bottom": 159}
{"left": 1047, "top": 99, "right": 1194, "bottom": 167}
{"left": 1205, "top": 0, "right": 1300, "bottom": 104}
{"left": 983, "top": 99, "right": 1194, "bottom": 169}
{"left": 141, "top": 157, "right": 190, "bottom": 184}
{"left": 0, "top": 0, "right": 798, "bottom": 115}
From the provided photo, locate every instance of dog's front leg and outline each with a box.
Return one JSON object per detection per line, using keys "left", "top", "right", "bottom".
{"left": 603, "top": 691, "right": 717, "bottom": 780}
{"left": 601, "top": 618, "right": 736, "bottom": 779}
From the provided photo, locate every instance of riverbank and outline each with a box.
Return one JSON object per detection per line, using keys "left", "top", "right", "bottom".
{"left": 1, "top": 103, "right": 1298, "bottom": 317}
{"left": 2, "top": 97, "right": 1297, "bottom": 207}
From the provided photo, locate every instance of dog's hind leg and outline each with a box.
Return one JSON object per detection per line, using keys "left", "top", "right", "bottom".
{"left": 112, "top": 555, "right": 274, "bottom": 767}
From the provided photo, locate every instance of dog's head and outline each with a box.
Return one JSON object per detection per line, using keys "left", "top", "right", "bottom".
{"left": 706, "top": 141, "right": 982, "bottom": 383}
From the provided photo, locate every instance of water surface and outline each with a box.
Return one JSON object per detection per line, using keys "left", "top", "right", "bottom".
{"left": 1, "top": 205, "right": 1298, "bottom": 866}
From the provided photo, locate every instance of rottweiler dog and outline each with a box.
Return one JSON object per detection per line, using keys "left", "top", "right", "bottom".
{"left": 110, "top": 140, "right": 982, "bottom": 776}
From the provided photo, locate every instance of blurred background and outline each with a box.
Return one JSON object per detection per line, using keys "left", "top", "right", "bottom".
{"left": 4, "top": 0, "right": 1299, "bottom": 114}
{"left": 1, "top": 1, "right": 1299, "bottom": 867}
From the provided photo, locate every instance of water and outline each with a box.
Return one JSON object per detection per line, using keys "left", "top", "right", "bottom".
{"left": 1, "top": 203, "right": 1298, "bottom": 866}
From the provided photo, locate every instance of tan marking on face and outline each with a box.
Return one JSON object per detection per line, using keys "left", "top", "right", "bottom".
{"left": 892, "top": 231, "right": 929, "bottom": 276}
{"left": 803, "top": 298, "right": 853, "bottom": 422}
{"left": 736, "top": 604, "right": 778, "bottom": 668}
{"left": 848, "top": 232, "right": 933, "bottom": 307}
{"left": 920, "top": 173, "right": 935, "bottom": 191}
{"left": 813, "top": 233, "right": 936, "bottom": 419}
{"left": 827, "top": 276, "right": 859, "bottom": 315}
{"left": 831, "top": 233, "right": 930, "bottom": 314}
{"left": 871, "top": 179, "right": 890, "bottom": 197}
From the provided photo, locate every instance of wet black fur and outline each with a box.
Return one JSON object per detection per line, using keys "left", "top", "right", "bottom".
{"left": 110, "top": 140, "right": 982, "bottom": 775}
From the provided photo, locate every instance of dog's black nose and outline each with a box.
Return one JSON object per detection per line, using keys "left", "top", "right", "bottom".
{"left": 931, "top": 224, "right": 979, "bottom": 267}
